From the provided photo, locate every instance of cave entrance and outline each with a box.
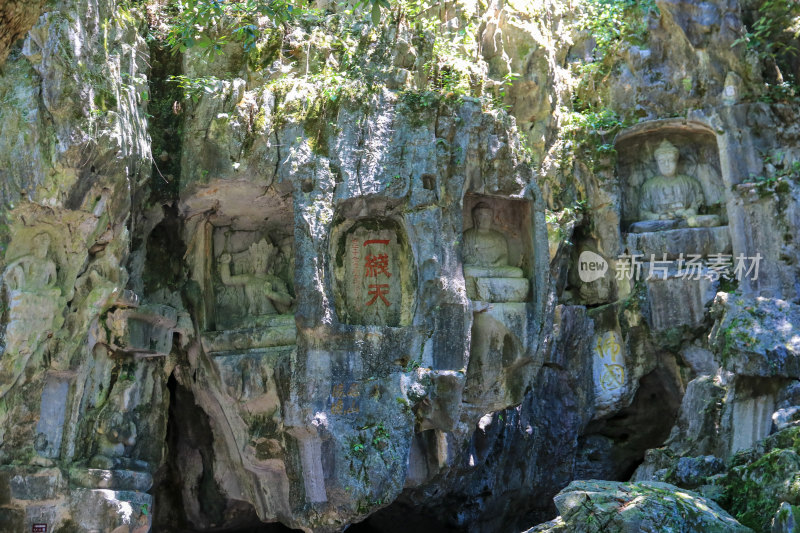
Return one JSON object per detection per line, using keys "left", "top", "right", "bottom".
{"left": 347, "top": 499, "right": 460, "bottom": 533}
{"left": 151, "top": 374, "right": 301, "bottom": 533}
{"left": 574, "top": 365, "right": 683, "bottom": 481}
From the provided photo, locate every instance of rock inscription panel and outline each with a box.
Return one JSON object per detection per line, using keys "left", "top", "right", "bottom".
{"left": 593, "top": 331, "right": 626, "bottom": 410}
{"left": 334, "top": 219, "right": 415, "bottom": 327}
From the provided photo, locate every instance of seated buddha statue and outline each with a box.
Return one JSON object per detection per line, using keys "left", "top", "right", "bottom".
{"left": 632, "top": 140, "right": 720, "bottom": 232}
{"left": 462, "top": 203, "right": 528, "bottom": 303}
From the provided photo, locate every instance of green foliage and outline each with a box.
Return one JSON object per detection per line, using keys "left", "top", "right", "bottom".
{"left": 164, "top": 0, "right": 392, "bottom": 56}
{"left": 403, "top": 358, "right": 420, "bottom": 372}
{"left": 717, "top": 315, "right": 757, "bottom": 367}
{"left": 168, "top": 74, "right": 224, "bottom": 102}
{"left": 573, "top": 0, "right": 658, "bottom": 86}
{"left": 735, "top": 0, "right": 800, "bottom": 100}
{"left": 371, "top": 422, "right": 390, "bottom": 448}
{"left": 739, "top": 150, "right": 800, "bottom": 197}
{"left": 561, "top": 105, "right": 631, "bottom": 175}
{"left": 351, "top": 441, "right": 366, "bottom": 458}
{"left": 577, "top": 0, "right": 657, "bottom": 58}
{"left": 723, "top": 446, "right": 797, "bottom": 531}
{"left": 758, "top": 77, "right": 799, "bottom": 103}
{"left": 734, "top": 0, "right": 800, "bottom": 64}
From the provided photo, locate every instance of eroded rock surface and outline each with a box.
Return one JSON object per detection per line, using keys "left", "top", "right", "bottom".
{"left": 1, "top": 0, "right": 800, "bottom": 531}
{"left": 528, "top": 480, "right": 752, "bottom": 533}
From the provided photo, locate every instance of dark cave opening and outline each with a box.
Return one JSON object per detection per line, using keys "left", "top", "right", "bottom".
{"left": 346, "top": 500, "right": 461, "bottom": 533}
{"left": 151, "top": 374, "right": 299, "bottom": 533}
{"left": 574, "top": 364, "right": 684, "bottom": 481}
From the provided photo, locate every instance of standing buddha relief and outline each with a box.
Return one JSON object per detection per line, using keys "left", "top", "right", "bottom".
{"left": 1, "top": 232, "right": 64, "bottom": 396}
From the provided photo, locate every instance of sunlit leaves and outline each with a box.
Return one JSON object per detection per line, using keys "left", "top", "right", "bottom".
{"left": 164, "top": 0, "right": 392, "bottom": 56}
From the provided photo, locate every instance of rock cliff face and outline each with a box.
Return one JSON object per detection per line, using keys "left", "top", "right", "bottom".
{"left": 0, "top": 0, "right": 799, "bottom": 532}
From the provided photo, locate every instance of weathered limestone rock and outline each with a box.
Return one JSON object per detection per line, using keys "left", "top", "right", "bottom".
{"left": 2, "top": 0, "right": 800, "bottom": 530}
{"left": 721, "top": 426, "right": 800, "bottom": 532}
{"left": 0, "top": 0, "right": 47, "bottom": 66}
{"left": 771, "top": 502, "right": 799, "bottom": 533}
{"left": 710, "top": 295, "right": 800, "bottom": 378}
{"left": 681, "top": 345, "right": 719, "bottom": 376}
{"left": 626, "top": 226, "right": 732, "bottom": 259}
{"left": 646, "top": 272, "right": 716, "bottom": 331}
{"left": 527, "top": 480, "right": 751, "bottom": 533}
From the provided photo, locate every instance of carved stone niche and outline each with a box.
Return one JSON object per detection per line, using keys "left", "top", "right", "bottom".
{"left": 182, "top": 182, "right": 296, "bottom": 352}
{"left": 461, "top": 195, "right": 533, "bottom": 304}
{"left": 106, "top": 303, "right": 178, "bottom": 357}
{"left": 461, "top": 195, "right": 534, "bottom": 405}
{"left": 616, "top": 120, "right": 731, "bottom": 259}
{"left": 331, "top": 218, "right": 416, "bottom": 327}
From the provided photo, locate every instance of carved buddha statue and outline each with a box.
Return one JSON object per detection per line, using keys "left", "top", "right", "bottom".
{"left": 462, "top": 203, "right": 528, "bottom": 303}
{"left": 463, "top": 203, "right": 524, "bottom": 279}
{"left": 2, "top": 233, "right": 61, "bottom": 348}
{"left": 4, "top": 233, "right": 58, "bottom": 294}
{"left": 0, "top": 233, "right": 62, "bottom": 397}
{"left": 640, "top": 140, "right": 703, "bottom": 221}
{"left": 632, "top": 140, "right": 720, "bottom": 232}
{"left": 218, "top": 238, "right": 294, "bottom": 316}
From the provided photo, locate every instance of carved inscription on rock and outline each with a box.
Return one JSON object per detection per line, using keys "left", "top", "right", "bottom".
{"left": 593, "top": 331, "right": 626, "bottom": 409}
{"left": 333, "top": 219, "right": 415, "bottom": 327}
{"left": 330, "top": 382, "right": 361, "bottom": 415}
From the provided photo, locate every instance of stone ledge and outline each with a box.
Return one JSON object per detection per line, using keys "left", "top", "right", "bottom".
{"left": 69, "top": 468, "right": 153, "bottom": 492}
{"left": 202, "top": 316, "right": 296, "bottom": 354}
{"left": 626, "top": 226, "right": 731, "bottom": 260}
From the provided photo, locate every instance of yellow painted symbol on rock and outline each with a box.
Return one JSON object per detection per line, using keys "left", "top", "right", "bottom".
{"left": 603, "top": 334, "right": 620, "bottom": 361}
{"left": 600, "top": 363, "right": 625, "bottom": 391}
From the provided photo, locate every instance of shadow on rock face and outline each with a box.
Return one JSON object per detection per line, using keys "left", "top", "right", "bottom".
{"left": 575, "top": 365, "right": 684, "bottom": 481}
{"left": 347, "top": 500, "right": 461, "bottom": 533}
{"left": 151, "top": 375, "right": 302, "bottom": 533}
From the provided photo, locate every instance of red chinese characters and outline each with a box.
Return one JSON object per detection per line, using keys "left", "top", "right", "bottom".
{"left": 364, "top": 254, "right": 391, "bottom": 278}
{"left": 363, "top": 239, "right": 392, "bottom": 307}
{"left": 366, "top": 284, "right": 391, "bottom": 306}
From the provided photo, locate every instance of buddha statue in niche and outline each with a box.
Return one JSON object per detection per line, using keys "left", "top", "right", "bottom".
{"left": 633, "top": 140, "right": 720, "bottom": 231}
{"left": 463, "top": 203, "right": 523, "bottom": 278}
{"left": 462, "top": 203, "right": 528, "bottom": 303}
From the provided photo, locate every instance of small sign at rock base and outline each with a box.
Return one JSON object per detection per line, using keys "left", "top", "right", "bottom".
{"left": 32, "top": 525, "right": 47, "bottom": 533}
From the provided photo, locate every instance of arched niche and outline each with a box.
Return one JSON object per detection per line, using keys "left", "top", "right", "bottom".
{"left": 331, "top": 217, "right": 416, "bottom": 327}
{"left": 181, "top": 181, "right": 296, "bottom": 350}
{"left": 460, "top": 194, "right": 534, "bottom": 406}
{"left": 461, "top": 194, "right": 534, "bottom": 302}
{"left": 615, "top": 120, "right": 727, "bottom": 232}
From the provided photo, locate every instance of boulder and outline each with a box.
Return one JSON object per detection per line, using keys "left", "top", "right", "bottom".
{"left": 528, "top": 480, "right": 752, "bottom": 533}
